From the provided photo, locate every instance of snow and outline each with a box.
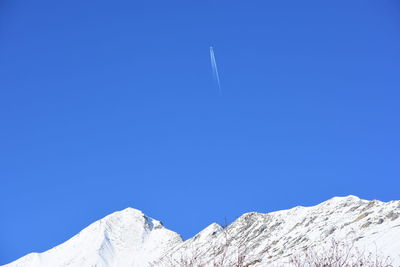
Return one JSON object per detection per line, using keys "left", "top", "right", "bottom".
{"left": 3, "top": 196, "right": 400, "bottom": 267}
{"left": 3, "top": 208, "right": 182, "bottom": 267}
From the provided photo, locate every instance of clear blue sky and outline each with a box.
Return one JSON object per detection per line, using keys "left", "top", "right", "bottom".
{"left": 1, "top": 0, "right": 400, "bottom": 264}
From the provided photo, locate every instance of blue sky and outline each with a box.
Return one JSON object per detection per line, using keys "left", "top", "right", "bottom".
{"left": 1, "top": 0, "right": 400, "bottom": 264}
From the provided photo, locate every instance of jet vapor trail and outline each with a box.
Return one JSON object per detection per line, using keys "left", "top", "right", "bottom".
{"left": 209, "top": 46, "right": 222, "bottom": 95}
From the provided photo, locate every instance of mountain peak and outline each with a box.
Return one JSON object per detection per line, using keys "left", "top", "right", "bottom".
{"left": 4, "top": 196, "right": 400, "bottom": 267}
{"left": 4, "top": 207, "right": 183, "bottom": 267}
{"left": 155, "top": 196, "right": 400, "bottom": 266}
{"left": 103, "top": 207, "right": 145, "bottom": 221}
{"left": 326, "top": 194, "right": 361, "bottom": 202}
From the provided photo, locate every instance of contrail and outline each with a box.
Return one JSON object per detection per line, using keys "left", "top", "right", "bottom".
{"left": 209, "top": 46, "right": 222, "bottom": 95}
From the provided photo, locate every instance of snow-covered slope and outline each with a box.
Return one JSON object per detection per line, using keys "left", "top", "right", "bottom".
{"left": 4, "top": 208, "right": 182, "bottom": 267}
{"left": 155, "top": 195, "right": 400, "bottom": 266}
{"left": 4, "top": 196, "right": 400, "bottom": 267}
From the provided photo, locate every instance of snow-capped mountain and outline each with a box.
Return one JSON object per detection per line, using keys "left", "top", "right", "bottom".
{"left": 4, "top": 196, "right": 400, "bottom": 267}
{"left": 3, "top": 208, "right": 182, "bottom": 267}
{"left": 155, "top": 195, "right": 400, "bottom": 266}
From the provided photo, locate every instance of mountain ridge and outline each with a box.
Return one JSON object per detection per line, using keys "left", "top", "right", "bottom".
{"left": 4, "top": 195, "right": 400, "bottom": 267}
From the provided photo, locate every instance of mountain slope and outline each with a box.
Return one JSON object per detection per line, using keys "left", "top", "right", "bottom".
{"left": 155, "top": 196, "right": 400, "bottom": 266}
{"left": 4, "top": 196, "right": 400, "bottom": 267}
{"left": 4, "top": 208, "right": 182, "bottom": 267}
